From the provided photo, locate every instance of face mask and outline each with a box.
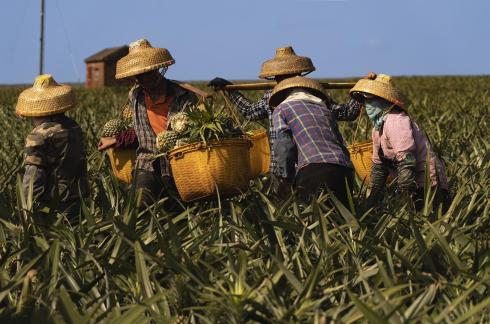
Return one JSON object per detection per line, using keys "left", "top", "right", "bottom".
{"left": 365, "top": 98, "right": 393, "bottom": 130}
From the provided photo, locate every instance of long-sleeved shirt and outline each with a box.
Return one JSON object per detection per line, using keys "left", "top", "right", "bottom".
{"left": 271, "top": 94, "right": 361, "bottom": 180}
{"left": 372, "top": 109, "right": 448, "bottom": 189}
{"left": 226, "top": 90, "right": 362, "bottom": 174}
{"left": 127, "top": 79, "right": 199, "bottom": 175}
{"left": 23, "top": 115, "right": 89, "bottom": 203}
{"left": 226, "top": 90, "right": 276, "bottom": 172}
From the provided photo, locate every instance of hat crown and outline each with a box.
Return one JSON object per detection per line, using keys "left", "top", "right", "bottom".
{"left": 376, "top": 74, "right": 393, "bottom": 84}
{"left": 129, "top": 39, "right": 152, "bottom": 52}
{"left": 33, "top": 74, "right": 59, "bottom": 90}
{"left": 275, "top": 46, "right": 295, "bottom": 58}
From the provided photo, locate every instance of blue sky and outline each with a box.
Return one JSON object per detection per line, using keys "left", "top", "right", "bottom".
{"left": 1, "top": 0, "right": 489, "bottom": 84}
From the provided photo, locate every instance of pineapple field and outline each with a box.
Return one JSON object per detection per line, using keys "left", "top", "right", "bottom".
{"left": 0, "top": 76, "right": 488, "bottom": 323}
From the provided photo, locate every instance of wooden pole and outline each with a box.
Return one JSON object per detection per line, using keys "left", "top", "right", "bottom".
{"left": 223, "top": 81, "right": 356, "bottom": 91}
{"left": 39, "top": 0, "right": 45, "bottom": 75}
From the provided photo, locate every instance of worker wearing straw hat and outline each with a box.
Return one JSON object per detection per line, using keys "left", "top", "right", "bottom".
{"left": 16, "top": 74, "right": 89, "bottom": 220}
{"left": 208, "top": 46, "right": 364, "bottom": 187}
{"left": 268, "top": 76, "right": 357, "bottom": 206}
{"left": 350, "top": 73, "right": 449, "bottom": 212}
{"left": 98, "top": 39, "right": 199, "bottom": 208}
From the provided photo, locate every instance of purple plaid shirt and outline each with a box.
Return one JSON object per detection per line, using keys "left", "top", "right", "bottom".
{"left": 272, "top": 98, "right": 360, "bottom": 179}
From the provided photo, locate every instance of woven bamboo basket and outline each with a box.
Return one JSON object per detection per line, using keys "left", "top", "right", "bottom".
{"left": 347, "top": 140, "right": 373, "bottom": 182}
{"left": 168, "top": 138, "right": 252, "bottom": 202}
{"left": 247, "top": 129, "right": 271, "bottom": 178}
{"left": 107, "top": 148, "right": 136, "bottom": 183}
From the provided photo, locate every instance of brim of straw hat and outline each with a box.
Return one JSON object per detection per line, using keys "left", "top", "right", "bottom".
{"left": 115, "top": 48, "right": 175, "bottom": 79}
{"left": 259, "top": 56, "right": 315, "bottom": 79}
{"left": 16, "top": 85, "right": 76, "bottom": 117}
{"left": 269, "top": 77, "right": 327, "bottom": 108}
{"left": 350, "top": 79, "right": 405, "bottom": 108}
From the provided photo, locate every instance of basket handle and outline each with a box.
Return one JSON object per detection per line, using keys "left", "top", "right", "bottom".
{"left": 219, "top": 90, "right": 243, "bottom": 126}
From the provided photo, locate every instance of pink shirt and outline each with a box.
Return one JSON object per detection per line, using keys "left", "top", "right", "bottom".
{"left": 372, "top": 110, "right": 448, "bottom": 190}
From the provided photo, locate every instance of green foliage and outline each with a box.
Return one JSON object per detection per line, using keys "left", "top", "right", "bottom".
{"left": 0, "top": 78, "right": 488, "bottom": 323}
{"left": 183, "top": 100, "right": 243, "bottom": 145}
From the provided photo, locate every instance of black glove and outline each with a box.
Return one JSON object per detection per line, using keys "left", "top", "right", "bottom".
{"left": 366, "top": 163, "right": 388, "bottom": 209}
{"left": 350, "top": 91, "right": 365, "bottom": 103}
{"left": 395, "top": 152, "right": 417, "bottom": 193}
{"left": 207, "top": 77, "right": 232, "bottom": 91}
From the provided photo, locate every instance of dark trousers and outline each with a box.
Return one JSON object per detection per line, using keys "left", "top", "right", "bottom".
{"left": 295, "top": 163, "right": 354, "bottom": 207}
{"left": 413, "top": 187, "right": 450, "bottom": 214}
{"left": 133, "top": 170, "right": 183, "bottom": 213}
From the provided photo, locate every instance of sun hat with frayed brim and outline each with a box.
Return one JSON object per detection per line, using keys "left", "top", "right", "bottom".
{"left": 350, "top": 74, "right": 406, "bottom": 109}
{"left": 115, "top": 39, "right": 175, "bottom": 79}
{"left": 269, "top": 76, "right": 327, "bottom": 108}
{"left": 16, "top": 74, "right": 76, "bottom": 117}
{"left": 259, "top": 46, "right": 315, "bottom": 80}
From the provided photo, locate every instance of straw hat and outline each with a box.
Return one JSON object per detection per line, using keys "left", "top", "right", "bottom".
{"left": 259, "top": 46, "right": 315, "bottom": 79}
{"left": 269, "top": 76, "right": 327, "bottom": 108}
{"left": 16, "top": 74, "right": 76, "bottom": 117}
{"left": 350, "top": 74, "right": 405, "bottom": 108}
{"left": 115, "top": 39, "right": 175, "bottom": 79}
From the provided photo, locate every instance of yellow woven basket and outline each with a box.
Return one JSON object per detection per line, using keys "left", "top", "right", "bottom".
{"left": 247, "top": 129, "right": 271, "bottom": 178}
{"left": 107, "top": 148, "right": 136, "bottom": 183}
{"left": 168, "top": 138, "right": 252, "bottom": 202}
{"left": 347, "top": 140, "right": 373, "bottom": 182}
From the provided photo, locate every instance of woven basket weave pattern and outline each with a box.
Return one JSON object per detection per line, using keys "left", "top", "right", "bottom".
{"left": 168, "top": 138, "right": 251, "bottom": 202}
{"left": 350, "top": 78, "right": 405, "bottom": 108}
{"left": 269, "top": 76, "right": 327, "bottom": 107}
{"left": 259, "top": 46, "right": 315, "bottom": 79}
{"left": 108, "top": 148, "right": 136, "bottom": 183}
{"left": 115, "top": 39, "right": 175, "bottom": 79}
{"left": 347, "top": 140, "right": 373, "bottom": 182}
{"left": 16, "top": 75, "right": 76, "bottom": 117}
{"left": 248, "top": 129, "right": 270, "bottom": 178}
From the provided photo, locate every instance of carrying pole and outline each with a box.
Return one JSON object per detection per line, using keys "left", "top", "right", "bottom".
{"left": 39, "top": 0, "right": 45, "bottom": 75}
{"left": 223, "top": 81, "right": 356, "bottom": 91}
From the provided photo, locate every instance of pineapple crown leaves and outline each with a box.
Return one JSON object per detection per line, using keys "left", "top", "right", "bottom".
{"left": 183, "top": 100, "right": 243, "bottom": 145}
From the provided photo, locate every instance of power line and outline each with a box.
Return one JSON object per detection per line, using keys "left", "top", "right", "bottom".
{"left": 55, "top": 0, "right": 81, "bottom": 82}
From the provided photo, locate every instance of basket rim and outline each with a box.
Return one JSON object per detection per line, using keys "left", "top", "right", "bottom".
{"left": 246, "top": 128, "right": 268, "bottom": 139}
{"left": 347, "top": 139, "right": 373, "bottom": 148}
{"left": 167, "top": 137, "right": 251, "bottom": 160}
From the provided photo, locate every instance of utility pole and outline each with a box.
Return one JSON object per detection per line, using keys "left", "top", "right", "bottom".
{"left": 39, "top": 0, "right": 45, "bottom": 75}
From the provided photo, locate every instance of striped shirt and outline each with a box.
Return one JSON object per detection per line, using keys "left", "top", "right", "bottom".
{"left": 272, "top": 97, "right": 360, "bottom": 179}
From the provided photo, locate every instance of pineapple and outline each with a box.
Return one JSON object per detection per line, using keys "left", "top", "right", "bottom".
{"left": 169, "top": 112, "right": 189, "bottom": 134}
{"left": 101, "top": 118, "right": 127, "bottom": 137}
{"left": 156, "top": 130, "right": 179, "bottom": 152}
{"left": 175, "top": 137, "right": 191, "bottom": 148}
{"left": 121, "top": 104, "right": 132, "bottom": 123}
